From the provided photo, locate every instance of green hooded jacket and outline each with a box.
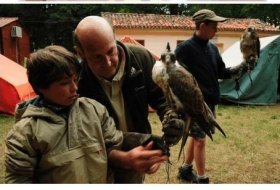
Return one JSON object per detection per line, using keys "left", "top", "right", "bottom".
{"left": 5, "top": 97, "right": 123, "bottom": 183}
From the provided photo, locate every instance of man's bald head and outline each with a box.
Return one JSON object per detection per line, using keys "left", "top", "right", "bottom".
{"left": 74, "top": 16, "right": 119, "bottom": 80}
{"left": 74, "top": 16, "right": 115, "bottom": 51}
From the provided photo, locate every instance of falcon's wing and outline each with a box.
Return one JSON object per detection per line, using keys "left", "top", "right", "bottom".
{"left": 168, "top": 62, "right": 226, "bottom": 140}
{"left": 167, "top": 63, "right": 205, "bottom": 115}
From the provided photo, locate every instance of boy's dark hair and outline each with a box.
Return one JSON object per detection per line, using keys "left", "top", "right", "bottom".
{"left": 27, "top": 45, "right": 81, "bottom": 95}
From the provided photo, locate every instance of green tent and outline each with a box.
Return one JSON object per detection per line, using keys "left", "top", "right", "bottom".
{"left": 219, "top": 35, "right": 280, "bottom": 105}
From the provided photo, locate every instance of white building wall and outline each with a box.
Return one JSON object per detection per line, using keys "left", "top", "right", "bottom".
{"left": 115, "top": 29, "right": 192, "bottom": 57}
{"left": 115, "top": 29, "right": 278, "bottom": 57}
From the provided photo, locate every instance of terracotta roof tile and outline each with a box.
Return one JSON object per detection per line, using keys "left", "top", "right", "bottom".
{"left": 101, "top": 12, "right": 279, "bottom": 33}
{"left": 0, "top": 17, "right": 18, "bottom": 28}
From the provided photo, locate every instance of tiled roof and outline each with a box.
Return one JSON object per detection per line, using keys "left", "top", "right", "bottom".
{"left": 101, "top": 12, "right": 280, "bottom": 33}
{"left": 0, "top": 17, "right": 18, "bottom": 28}
{"left": 219, "top": 18, "right": 279, "bottom": 32}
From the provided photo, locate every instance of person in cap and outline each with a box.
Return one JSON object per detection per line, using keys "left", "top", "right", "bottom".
{"left": 175, "top": 9, "right": 248, "bottom": 183}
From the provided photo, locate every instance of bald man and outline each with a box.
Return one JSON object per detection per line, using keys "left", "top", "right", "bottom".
{"left": 74, "top": 16, "right": 185, "bottom": 183}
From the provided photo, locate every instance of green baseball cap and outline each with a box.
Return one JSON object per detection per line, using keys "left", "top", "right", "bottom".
{"left": 192, "top": 9, "right": 227, "bottom": 22}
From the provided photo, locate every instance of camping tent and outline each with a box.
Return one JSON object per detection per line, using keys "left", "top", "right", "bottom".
{"left": 0, "top": 54, "right": 36, "bottom": 115}
{"left": 219, "top": 35, "right": 280, "bottom": 105}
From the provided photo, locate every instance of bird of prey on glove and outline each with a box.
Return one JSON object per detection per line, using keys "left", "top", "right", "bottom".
{"left": 233, "top": 26, "right": 260, "bottom": 95}
{"left": 240, "top": 26, "right": 260, "bottom": 71}
{"left": 152, "top": 43, "right": 226, "bottom": 158}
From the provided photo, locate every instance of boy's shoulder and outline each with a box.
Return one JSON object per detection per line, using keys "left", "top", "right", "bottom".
{"left": 78, "top": 97, "right": 106, "bottom": 109}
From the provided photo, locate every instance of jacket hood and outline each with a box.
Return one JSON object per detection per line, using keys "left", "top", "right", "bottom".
{"left": 15, "top": 96, "right": 42, "bottom": 122}
{"left": 15, "top": 96, "right": 68, "bottom": 123}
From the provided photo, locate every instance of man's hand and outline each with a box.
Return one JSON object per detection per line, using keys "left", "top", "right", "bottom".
{"left": 229, "top": 61, "right": 247, "bottom": 77}
{"left": 126, "top": 141, "right": 167, "bottom": 173}
{"left": 142, "top": 135, "right": 170, "bottom": 156}
{"left": 162, "top": 110, "right": 185, "bottom": 146}
{"left": 109, "top": 141, "right": 168, "bottom": 174}
{"left": 145, "top": 162, "right": 161, "bottom": 174}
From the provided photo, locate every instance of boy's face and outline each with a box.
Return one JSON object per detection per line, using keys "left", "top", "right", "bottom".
{"left": 38, "top": 74, "right": 79, "bottom": 107}
{"left": 199, "top": 21, "right": 218, "bottom": 40}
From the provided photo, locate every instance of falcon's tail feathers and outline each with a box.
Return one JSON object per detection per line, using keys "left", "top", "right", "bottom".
{"left": 178, "top": 116, "right": 191, "bottom": 160}
{"left": 205, "top": 126, "right": 214, "bottom": 141}
{"left": 212, "top": 119, "right": 227, "bottom": 138}
{"left": 204, "top": 103, "right": 227, "bottom": 138}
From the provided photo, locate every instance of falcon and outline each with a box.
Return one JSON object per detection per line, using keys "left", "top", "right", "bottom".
{"left": 234, "top": 26, "right": 260, "bottom": 94}
{"left": 152, "top": 43, "right": 226, "bottom": 157}
{"left": 240, "top": 26, "right": 260, "bottom": 72}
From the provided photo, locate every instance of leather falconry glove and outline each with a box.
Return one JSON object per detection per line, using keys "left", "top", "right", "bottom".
{"left": 161, "top": 110, "right": 185, "bottom": 147}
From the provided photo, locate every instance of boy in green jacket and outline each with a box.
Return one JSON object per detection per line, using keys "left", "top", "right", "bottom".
{"left": 5, "top": 45, "right": 167, "bottom": 183}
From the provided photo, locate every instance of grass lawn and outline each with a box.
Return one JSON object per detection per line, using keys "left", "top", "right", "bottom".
{"left": 0, "top": 114, "right": 14, "bottom": 184}
{"left": 0, "top": 104, "right": 279, "bottom": 184}
{"left": 145, "top": 104, "right": 280, "bottom": 184}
